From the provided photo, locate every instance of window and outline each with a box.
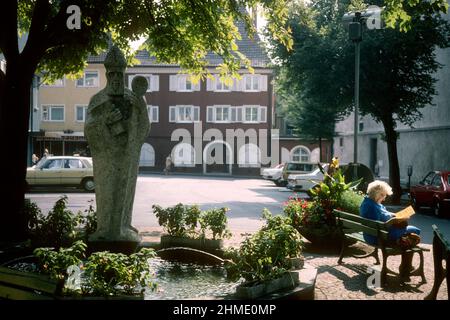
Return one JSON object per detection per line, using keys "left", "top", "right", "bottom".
{"left": 128, "top": 74, "right": 159, "bottom": 92}
{"left": 42, "top": 159, "right": 63, "bottom": 169}
{"left": 42, "top": 78, "right": 65, "bottom": 87}
{"left": 432, "top": 174, "right": 443, "bottom": 188}
{"left": 147, "top": 106, "right": 159, "bottom": 123}
{"left": 215, "top": 106, "right": 230, "bottom": 122}
{"left": 76, "top": 71, "right": 99, "bottom": 87}
{"left": 179, "top": 75, "right": 193, "bottom": 91}
{"left": 169, "top": 106, "right": 200, "bottom": 123}
{"left": 63, "top": 159, "right": 85, "bottom": 169}
{"left": 214, "top": 76, "right": 232, "bottom": 92}
{"left": 291, "top": 146, "right": 310, "bottom": 163}
{"left": 243, "top": 74, "right": 260, "bottom": 91}
{"left": 423, "top": 172, "right": 434, "bottom": 185}
{"left": 244, "top": 106, "right": 259, "bottom": 123}
{"left": 339, "top": 137, "right": 344, "bottom": 147}
{"left": 230, "top": 107, "right": 243, "bottom": 122}
{"left": 75, "top": 105, "right": 87, "bottom": 122}
{"left": 169, "top": 74, "right": 200, "bottom": 91}
{"left": 42, "top": 105, "right": 64, "bottom": 121}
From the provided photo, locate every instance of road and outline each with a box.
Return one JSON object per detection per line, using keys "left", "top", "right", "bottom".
{"left": 26, "top": 174, "right": 450, "bottom": 244}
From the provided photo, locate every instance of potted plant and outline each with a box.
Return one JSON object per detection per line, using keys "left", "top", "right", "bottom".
{"left": 32, "top": 240, "right": 157, "bottom": 299}
{"left": 224, "top": 210, "right": 304, "bottom": 299}
{"left": 284, "top": 158, "right": 362, "bottom": 247}
{"left": 153, "top": 204, "right": 232, "bottom": 253}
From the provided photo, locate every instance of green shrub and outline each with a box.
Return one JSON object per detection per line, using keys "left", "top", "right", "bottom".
{"left": 336, "top": 190, "right": 365, "bottom": 215}
{"left": 153, "top": 203, "right": 231, "bottom": 240}
{"left": 34, "top": 241, "right": 157, "bottom": 297}
{"left": 199, "top": 208, "right": 232, "bottom": 240}
{"left": 224, "top": 210, "right": 303, "bottom": 283}
{"left": 82, "top": 248, "right": 157, "bottom": 296}
{"left": 34, "top": 240, "right": 86, "bottom": 282}
{"left": 26, "top": 196, "right": 97, "bottom": 248}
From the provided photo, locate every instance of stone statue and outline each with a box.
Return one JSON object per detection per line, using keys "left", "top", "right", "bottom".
{"left": 85, "top": 46, "right": 150, "bottom": 247}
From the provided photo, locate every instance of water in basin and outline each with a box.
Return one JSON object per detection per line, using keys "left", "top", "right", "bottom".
{"left": 145, "top": 257, "right": 240, "bottom": 300}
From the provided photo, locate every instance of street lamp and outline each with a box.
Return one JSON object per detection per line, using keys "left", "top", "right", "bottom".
{"left": 342, "top": 6, "right": 383, "bottom": 179}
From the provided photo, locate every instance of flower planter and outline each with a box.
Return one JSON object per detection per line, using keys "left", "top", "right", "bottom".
{"left": 297, "top": 225, "right": 343, "bottom": 248}
{"left": 235, "top": 270, "right": 300, "bottom": 299}
{"left": 160, "top": 235, "right": 223, "bottom": 254}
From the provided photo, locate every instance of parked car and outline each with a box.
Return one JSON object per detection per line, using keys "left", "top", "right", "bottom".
{"left": 261, "top": 163, "right": 285, "bottom": 186}
{"left": 279, "top": 162, "right": 320, "bottom": 187}
{"left": 287, "top": 164, "right": 330, "bottom": 191}
{"left": 26, "top": 156, "right": 95, "bottom": 191}
{"left": 410, "top": 171, "right": 450, "bottom": 217}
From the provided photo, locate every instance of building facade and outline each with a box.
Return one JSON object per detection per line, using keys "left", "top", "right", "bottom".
{"left": 334, "top": 44, "right": 450, "bottom": 186}
{"left": 34, "top": 26, "right": 332, "bottom": 175}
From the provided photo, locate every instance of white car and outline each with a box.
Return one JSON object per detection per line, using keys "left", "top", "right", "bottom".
{"left": 261, "top": 163, "right": 285, "bottom": 185}
{"left": 287, "top": 164, "right": 329, "bottom": 191}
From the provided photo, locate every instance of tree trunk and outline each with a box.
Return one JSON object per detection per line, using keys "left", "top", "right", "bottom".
{"left": 0, "top": 63, "right": 34, "bottom": 242}
{"left": 381, "top": 116, "right": 402, "bottom": 204}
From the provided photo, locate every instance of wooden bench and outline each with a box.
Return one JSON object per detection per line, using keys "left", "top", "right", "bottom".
{"left": 334, "top": 209, "right": 429, "bottom": 285}
{"left": 425, "top": 224, "right": 449, "bottom": 300}
{"left": 0, "top": 265, "right": 62, "bottom": 300}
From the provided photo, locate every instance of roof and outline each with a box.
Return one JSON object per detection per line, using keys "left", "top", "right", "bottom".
{"left": 88, "top": 21, "right": 270, "bottom": 68}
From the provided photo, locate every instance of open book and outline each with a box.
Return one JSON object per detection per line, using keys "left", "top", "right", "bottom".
{"left": 386, "top": 206, "right": 415, "bottom": 227}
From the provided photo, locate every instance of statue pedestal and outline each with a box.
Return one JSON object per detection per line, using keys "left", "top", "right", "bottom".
{"left": 87, "top": 240, "right": 140, "bottom": 255}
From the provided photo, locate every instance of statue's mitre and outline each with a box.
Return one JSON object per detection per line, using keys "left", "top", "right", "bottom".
{"left": 104, "top": 45, "right": 127, "bottom": 71}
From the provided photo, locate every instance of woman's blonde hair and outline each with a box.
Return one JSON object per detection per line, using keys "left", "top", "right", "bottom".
{"left": 367, "top": 180, "right": 393, "bottom": 200}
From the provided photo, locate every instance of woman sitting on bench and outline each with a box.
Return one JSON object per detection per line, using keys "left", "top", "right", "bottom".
{"left": 360, "top": 180, "right": 421, "bottom": 280}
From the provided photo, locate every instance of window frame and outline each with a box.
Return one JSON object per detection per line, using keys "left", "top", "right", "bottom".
{"left": 74, "top": 105, "right": 88, "bottom": 123}
{"left": 41, "top": 105, "right": 65, "bottom": 122}
{"left": 76, "top": 70, "right": 99, "bottom": 88}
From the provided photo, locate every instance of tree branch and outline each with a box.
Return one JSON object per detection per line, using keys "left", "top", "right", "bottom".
{"left": 21, "top": 0, "right": 52, "bottom": 73}
{"left": 0, "top": 1, "right": 19, "bottom": 63}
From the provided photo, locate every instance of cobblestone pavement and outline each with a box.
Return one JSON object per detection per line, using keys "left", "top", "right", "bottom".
{"left": 141, "top": 227, "right": 448, "bottom": 300}
{"left": 302, "top": 242, "right": 448, "bottom": 300}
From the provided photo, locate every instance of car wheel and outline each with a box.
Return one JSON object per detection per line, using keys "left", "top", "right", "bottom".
{"left": 275, "top": 179, "right": 287, "bottom": 187}
{"left": 410, "top": 194, "right": 420, "bottom": 211}
{"left": 82, "top": 178, "right": 95, "bottom": 192}
{"left": 433, "top": 201, "right": 443, "bottom": 218}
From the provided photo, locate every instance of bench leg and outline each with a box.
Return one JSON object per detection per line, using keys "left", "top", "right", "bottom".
{"left": 424, "top": 239, "right": 445, "bottom": 300}
{"left": 418, "top": 250, "right": 427, "bottom": 284}
{"left": 372, "top": 247, "right": 380, "bottom": 265}
{"left": 338, "top": 240, "right": 346, "bottom": 264}
{"left": 380, "top": 250, "right": 388, "bottom": 286}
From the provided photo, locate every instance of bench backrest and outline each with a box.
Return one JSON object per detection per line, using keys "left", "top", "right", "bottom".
{"left": 0, "top": 266, "right": 60, "bottom": 300}
{"left": 334, "top": 209, "right": 389, "bottom": 243}
{"left": 432, "top": 224, "right": 450, "bottom": 257}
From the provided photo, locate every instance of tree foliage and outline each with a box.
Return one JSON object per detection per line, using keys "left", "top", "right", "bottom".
{"left": 268, "top": 0, "right": 450, "bottom": 201}
{"left": 0, "top": 0, "right": 293, "bottom": 242}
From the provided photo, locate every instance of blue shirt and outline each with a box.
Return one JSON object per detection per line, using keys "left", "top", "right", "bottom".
{"left": 359, "top": 196, "right": 394, "bottom": 245}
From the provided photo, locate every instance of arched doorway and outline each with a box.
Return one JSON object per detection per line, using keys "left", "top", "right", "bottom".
{"left": 203, "top": 140, "right": 233, "bottom": 175}
{"left": 238, "top": 143, "right": 261, "bottom": 167}
{"left": 172, "top": 143, "right": 196, "bottom": 167}
{"left": 139, "top": 143, "right": 155, "bottom": 167}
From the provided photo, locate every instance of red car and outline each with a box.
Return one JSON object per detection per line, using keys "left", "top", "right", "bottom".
{"left": 410, "top": 171, "right": 450, "bottom": 217}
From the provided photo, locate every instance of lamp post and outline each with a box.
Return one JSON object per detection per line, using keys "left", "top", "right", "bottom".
{"left": 342, "top": 6, "right": 383, "bottom": 179}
